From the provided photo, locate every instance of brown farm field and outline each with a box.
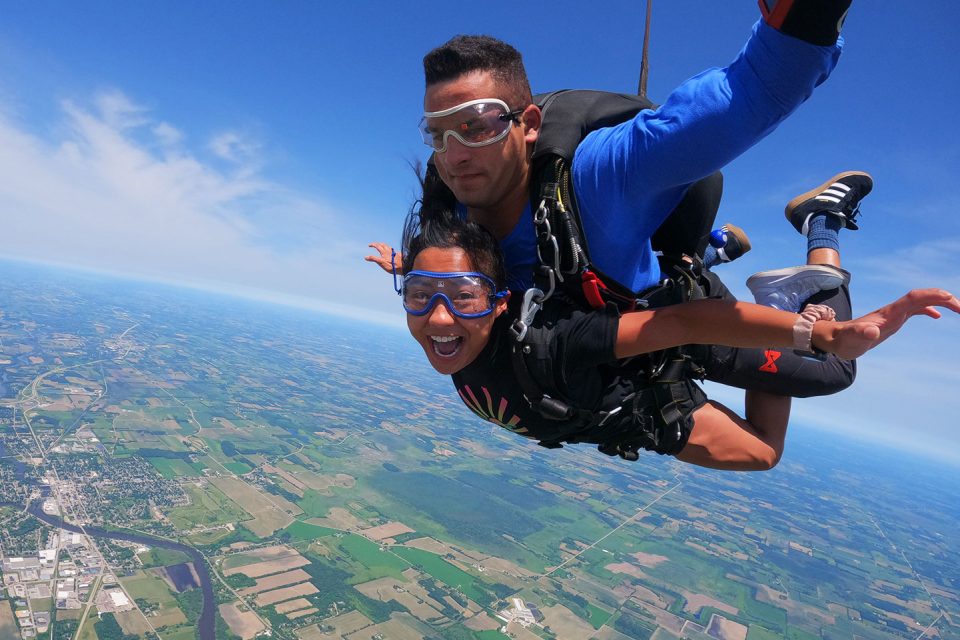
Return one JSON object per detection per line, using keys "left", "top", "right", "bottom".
{"left": 343, "top": 614, "right": 426, "bottom": 640}
{"left": 362, "top": 521, "right": 415, "bottom": 541}
{"left": 224, "top": 553, "right": 311, "bottom": 579}
{"left": 0, "top": 601, "right": 17, "bottom": 640}
{"left": 305, "top": 506, "right": 365, "bottom": 530}
{"left": 115, "top": 609, "right": 153, "bottom": 636}
{"left": 255, "top": 582, "right": 318, "bottom": 607}
{"left": 540, "top": 603, "right": 596, "bottom": 640}
{"left": 211, "top": 476, "right": 299, "bottom": 537}
{"left": 219, "top": 602, "right": 266, "bottom": 640}
{"left": 296, "top": 610, "right": 374, "bottom": 639}
{"left": 355, "top": 577, "right": 445, "bottom": 623}
{"left": 238, "top": 568, "right": 311, "bottom": 595}
{"left": 275, "top": 598, "right": 313, "bottom": 614}
{"left": 222, "top": 544, "right": 298, "bottom": 570}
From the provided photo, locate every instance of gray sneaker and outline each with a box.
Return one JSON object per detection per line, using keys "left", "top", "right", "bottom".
{"left": 746, "top": 265, "right": 848, "bottom": 312}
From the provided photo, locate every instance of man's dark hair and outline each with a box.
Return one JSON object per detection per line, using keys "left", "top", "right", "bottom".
{"left": 423, "top": 35, "right": 532, "bottom": 107}
{"left": 402, "top": 204, "right": 507, "bottom": 291}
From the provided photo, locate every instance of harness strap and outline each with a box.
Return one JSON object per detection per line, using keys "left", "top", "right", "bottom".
{"left": 509, "top": 339, "right": 608, "bottom": 450}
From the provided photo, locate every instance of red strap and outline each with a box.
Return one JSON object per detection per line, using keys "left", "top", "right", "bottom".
{"left": 581, "top": 271, "right": 636, "bottom": 311}
{"left": 758, "top": 0, "right": 794, "bottom": 29}
{"left": 581, "top": 271, "right": 606, "bottom": 309}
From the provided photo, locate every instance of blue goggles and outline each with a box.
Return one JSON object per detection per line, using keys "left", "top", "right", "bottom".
{"left": 395, "top": 268, "right": 508, "bottom": 319}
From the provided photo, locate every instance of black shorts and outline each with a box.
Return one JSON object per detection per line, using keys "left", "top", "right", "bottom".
{"left": 698, "top": 271, "right": 857, "bottom": 397}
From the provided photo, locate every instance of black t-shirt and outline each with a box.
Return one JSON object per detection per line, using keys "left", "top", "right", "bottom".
{"left": 450, "top": 299, "right": 620, "bottom": 444}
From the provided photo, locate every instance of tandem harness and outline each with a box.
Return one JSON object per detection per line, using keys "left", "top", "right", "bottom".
{"left": 507, "top": 90, "right": 720, "bottom": 460}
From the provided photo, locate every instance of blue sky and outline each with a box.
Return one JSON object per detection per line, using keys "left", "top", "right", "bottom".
{"left": 1, "top": 2, "right": 958, "bottom": 464}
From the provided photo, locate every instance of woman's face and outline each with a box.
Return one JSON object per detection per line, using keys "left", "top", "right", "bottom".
{"left": 405, "top": 246, "right": 508, "bottom": 375}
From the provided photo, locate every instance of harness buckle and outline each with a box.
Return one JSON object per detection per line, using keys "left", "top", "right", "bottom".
{"left": 534, "top": 197, "right": 552, "bottom": 224}
{"left": 509, "top": 288, "right": 545, "bottom": 342}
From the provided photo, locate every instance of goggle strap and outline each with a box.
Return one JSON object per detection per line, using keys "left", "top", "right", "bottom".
{"left": 391, "top": 249, "right": 401, "bottom": 294}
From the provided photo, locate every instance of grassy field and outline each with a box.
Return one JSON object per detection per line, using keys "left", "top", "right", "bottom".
{"left": 224, "top": 461, "right": 253, "bottom": 474}
{"left": 787, "top": 624, "right": 822, "bottom": 640}
{"left": 283, "top": 520, "right": 338, "bottom": 540}
{"left": 155, "top": 624, "right": 197, "bottom": 640}
{"left": 167, "top": 482, "right": 249, "bottom": 530}
{"left": 747, "top": 625, "right": 781, "bottom": 640}
{"left": 325, "top": 534, "right": 410, "bottom": 583}
{"left": 56, "top": 608, "right": 83, "bottom": 620}
{"left": 139, "top": 547, "right": 192, "bottom": 568}
{"left": 121, "top": 570, "right": 181, "bottom": 615}
{"left": 392, "top": 546, "right": 485, "bottom": 603}
{"left": 148, "top": 456, "right": 200, "bottom": 478}
{"left": 76, "top": 610, "right": 101, "bottom": 640}
{"left": 586, "top": 602, "right": 613, "bottom": 629}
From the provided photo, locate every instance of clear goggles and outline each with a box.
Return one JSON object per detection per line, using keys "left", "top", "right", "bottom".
{"left": 419, "top": 98, "right": 524, "bottom": 153}
{"left": 396, "top": 270, "right": 508, "bottom": 319}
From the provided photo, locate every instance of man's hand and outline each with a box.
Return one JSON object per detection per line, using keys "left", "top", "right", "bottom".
{"left": 819, "top": 289, "right": 960, "bottom": 360}
{"left": 365, "top": 242, "right": 401, "bottom": 275}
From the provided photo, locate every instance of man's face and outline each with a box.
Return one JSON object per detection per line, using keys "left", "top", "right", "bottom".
{"left": 424, "top": 71, "right": 535, "bottom": 214}
{"left": 405, "top": 246, "right": 507, "bottom": 376}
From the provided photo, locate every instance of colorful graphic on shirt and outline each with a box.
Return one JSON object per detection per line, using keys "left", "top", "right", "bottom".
{"left": 457, "top": 384, "right": 527, "bottom": 434}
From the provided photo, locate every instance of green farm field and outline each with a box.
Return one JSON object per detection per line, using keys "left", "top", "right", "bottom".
{"left": 166, "top": 482, "right": 249, "bottom": 531}
{"left": 392, "top": 546, "right": 486, "bottom": 603}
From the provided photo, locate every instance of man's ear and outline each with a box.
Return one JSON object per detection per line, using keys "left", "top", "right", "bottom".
{"left": 521, "top": 104, "right": 541, "bottom": 144}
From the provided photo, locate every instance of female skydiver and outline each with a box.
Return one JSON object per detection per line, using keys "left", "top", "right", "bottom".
{"left": 386, "top": 209, "right": 959, "bottom": 471}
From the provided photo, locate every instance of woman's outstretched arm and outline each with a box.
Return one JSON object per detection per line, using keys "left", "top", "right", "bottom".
{"left": 614, "top": 288, "right": 960, "bottom": 360}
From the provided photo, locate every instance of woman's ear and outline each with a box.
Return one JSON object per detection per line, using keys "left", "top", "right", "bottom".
{"left": 494, "top": 291, "right": 511, "bottom": 317}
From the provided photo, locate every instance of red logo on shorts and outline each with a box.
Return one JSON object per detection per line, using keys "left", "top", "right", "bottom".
{"left": 759, "top": 350, "right": 781, "bottom": 373}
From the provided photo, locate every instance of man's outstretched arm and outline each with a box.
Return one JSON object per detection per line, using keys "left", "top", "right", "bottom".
{"left": 759, "top": 0, "right": 852, "bottom": 46}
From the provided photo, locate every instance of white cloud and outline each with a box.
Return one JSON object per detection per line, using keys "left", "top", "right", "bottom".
{"left": 93, "top": 90, "right": 149, "bottom": 130}
{"left": 208, "top": 131, "right": 260, "bottom": 165}
{"left": 0, "top": 89, "right": 398, "bottom": 322}
{"left": 152, "top": 122, "right": 183, "bottom": 147}
{"left": 853, "top": 238, "right": 960, "bottom": 294}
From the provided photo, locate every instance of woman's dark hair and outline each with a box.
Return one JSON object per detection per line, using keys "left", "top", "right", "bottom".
{"left": 401, "top": 173, "right": 506, "bottom": 290}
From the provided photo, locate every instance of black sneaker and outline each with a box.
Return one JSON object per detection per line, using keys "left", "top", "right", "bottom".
{"left": 709, "top": 223, "right": 752, "bottom": 263}
{"left": 785, "top": 171, "right": 873, "bottom": 235}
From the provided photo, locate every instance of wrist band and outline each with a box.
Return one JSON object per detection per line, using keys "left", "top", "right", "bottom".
{"left": 793, "top": 303, "right": 836, "bottom": 354}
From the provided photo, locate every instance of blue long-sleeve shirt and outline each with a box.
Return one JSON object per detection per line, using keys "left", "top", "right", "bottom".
{"left": 497, "top": 20, "right": 842, "bottom": 293}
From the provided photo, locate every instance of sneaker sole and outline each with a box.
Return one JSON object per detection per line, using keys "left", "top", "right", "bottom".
{"left": 722, "top": 223, "right": 752, "bottom": 254}
{"left": 746, "top": 264, "right": 849, "bottom": 290}
{"left": 784, "top": 171, "right": 874, "bottom": 231}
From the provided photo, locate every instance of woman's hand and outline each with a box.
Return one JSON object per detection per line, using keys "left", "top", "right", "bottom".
{"left": 364, "top": 242, "right": 401, "bottom": 274}
{"left": 819, "top": 289, "right": 960, "bottom": 359}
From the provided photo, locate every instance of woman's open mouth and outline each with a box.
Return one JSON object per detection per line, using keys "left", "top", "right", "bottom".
{"left": 431, "top": 335, "right": 463, "bottom": 358}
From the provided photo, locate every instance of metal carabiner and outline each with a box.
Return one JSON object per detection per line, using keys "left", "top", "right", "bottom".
{"left": 509, "top": 288, "right": 545, "bottom": 342}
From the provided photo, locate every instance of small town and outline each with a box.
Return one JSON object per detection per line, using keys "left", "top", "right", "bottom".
{"left": 1, "top": 512, "right": 140, "bottom": 639}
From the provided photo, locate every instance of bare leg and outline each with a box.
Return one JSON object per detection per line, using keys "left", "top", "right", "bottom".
{"left": 677, "top": 398, "right": 788, "bottom": 471}
{"left": 807, "top": 247, "right": 841, "bottom": 268}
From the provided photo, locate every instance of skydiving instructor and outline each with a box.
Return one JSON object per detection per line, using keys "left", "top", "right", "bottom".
{"left": 369, "top": 0, "right": 855, "bottom": 297}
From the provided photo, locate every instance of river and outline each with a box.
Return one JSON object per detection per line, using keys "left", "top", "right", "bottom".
{"left": 2, "top": 501, "right": 216, "bottom": 640}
